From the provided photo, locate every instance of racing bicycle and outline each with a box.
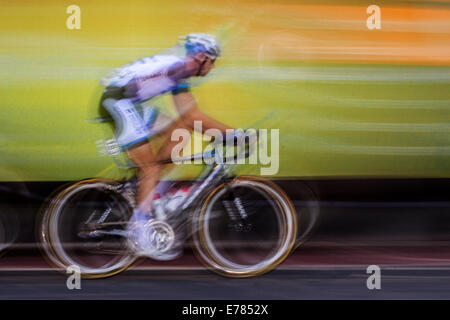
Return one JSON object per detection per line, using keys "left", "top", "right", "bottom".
{"left": 38, "top": 127, "right": 317, "bottom": 278}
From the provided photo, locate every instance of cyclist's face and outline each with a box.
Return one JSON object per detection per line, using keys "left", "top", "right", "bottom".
{"left": 198, "top": 57, "right": 216, "bottom": 76}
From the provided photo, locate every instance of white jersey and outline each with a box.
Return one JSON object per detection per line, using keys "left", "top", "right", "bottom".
{"left": 101, "top": 55, "right": 190, "bottom": 101}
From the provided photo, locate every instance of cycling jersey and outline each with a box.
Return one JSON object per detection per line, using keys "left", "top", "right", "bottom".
{"left": 100, "top": 54, "right": 192, "bottom": 150}
{"left": 102, "top": 55, "right": 191, "bottom": 101}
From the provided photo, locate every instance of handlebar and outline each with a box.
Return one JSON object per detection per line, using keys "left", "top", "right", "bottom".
{"left": 211, "top": 129, "right": 259, "bottom": 163}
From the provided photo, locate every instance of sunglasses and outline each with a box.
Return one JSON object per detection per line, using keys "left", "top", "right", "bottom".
{"left": 205, "top": 54, "right": 217, "bottom": 63}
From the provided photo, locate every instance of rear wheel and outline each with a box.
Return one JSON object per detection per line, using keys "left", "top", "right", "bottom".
{"left": 39, "top": 179, "right": 136, "bottom": 278}
{"left": 192, "top": 176, "right": 297, "bottom": 277}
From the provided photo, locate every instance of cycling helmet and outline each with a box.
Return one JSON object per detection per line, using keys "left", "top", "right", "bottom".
{"left": 184, "top": 33, "right": 221, "bottom": 58}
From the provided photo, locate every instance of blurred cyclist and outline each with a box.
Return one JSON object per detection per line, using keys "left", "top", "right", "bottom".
{"left": 100, "top": 33, "right": 234, "bottom": 259}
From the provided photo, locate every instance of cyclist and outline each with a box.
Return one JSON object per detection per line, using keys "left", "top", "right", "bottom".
{"left": 100, "top": 33, "right": 234, "bottom": 259}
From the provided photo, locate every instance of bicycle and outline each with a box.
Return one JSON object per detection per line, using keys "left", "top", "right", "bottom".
{"left": 38, "top": 125, "right": 311, "bottom": 278}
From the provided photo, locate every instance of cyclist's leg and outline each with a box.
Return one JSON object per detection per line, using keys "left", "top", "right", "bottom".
{"left": 100, "top": 87, "right": 154, "bottom": 217}
{"left": 100, "top": 87, "right": 188, "bottom": 213}
{"left": 126, "top": 119, "right": 191, "bottom": 257}
{"left": 127, "top": 116, "right": 191, "bottom": 210}
{"left": 127, "top": 143, "right": 162, "bottom": 213}
{"left": 154, "top": 117, "right": 192, "bottom": 161}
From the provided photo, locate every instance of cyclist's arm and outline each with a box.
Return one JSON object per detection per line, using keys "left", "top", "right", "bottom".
{"left": 172, "top": 91, "right": 231, "bottom": 134}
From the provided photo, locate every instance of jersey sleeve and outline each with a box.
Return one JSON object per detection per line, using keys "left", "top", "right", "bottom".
{"left": 171, "top": 78, "right": 191, "bottom": 95}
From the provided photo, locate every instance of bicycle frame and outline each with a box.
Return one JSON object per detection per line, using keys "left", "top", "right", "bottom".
{"left": 155, "top": 138, "right": 255, "bottom": 235}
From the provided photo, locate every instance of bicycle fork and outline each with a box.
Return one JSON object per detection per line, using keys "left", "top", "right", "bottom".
{"left": 222, "top": 186, "right": 252, "bottom": 232}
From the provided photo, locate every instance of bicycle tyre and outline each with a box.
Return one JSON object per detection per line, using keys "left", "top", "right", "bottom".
{"left": 39, "top": 178, "right": 137, "bottom": 278}
{"left": 192, "top": 176, "right": 297, "bottom": 277}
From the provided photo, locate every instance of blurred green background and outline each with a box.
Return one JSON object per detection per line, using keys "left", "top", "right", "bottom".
{"left": 0, "top": 0, "right": 449, "bottom": 181}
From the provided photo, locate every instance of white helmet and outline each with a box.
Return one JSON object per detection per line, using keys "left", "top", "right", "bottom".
{"left": 184, "top": 33, "right": 221, "bottom": 58}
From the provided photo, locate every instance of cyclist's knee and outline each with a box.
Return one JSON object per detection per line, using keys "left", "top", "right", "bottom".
{"left": 139, "top": 164, "right": 163, "bottom": 180}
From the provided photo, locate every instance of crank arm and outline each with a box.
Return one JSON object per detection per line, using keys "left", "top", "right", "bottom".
{"left": 78, "top": 229, "right": 129, "bottom": 239}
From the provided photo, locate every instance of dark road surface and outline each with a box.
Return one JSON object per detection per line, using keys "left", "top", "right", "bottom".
{"left": 1, "top": 267, "right": 450, "bottom": 300}
{"left": 2, "top": 235, "right": 450, "bottom": 300}
{"left": 1, "top": 179, "right": 450, "bottom": 300}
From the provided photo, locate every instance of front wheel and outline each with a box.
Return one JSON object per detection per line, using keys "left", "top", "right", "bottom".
{"left": 192, "top": 176, "right": 297, "bottom": 277}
